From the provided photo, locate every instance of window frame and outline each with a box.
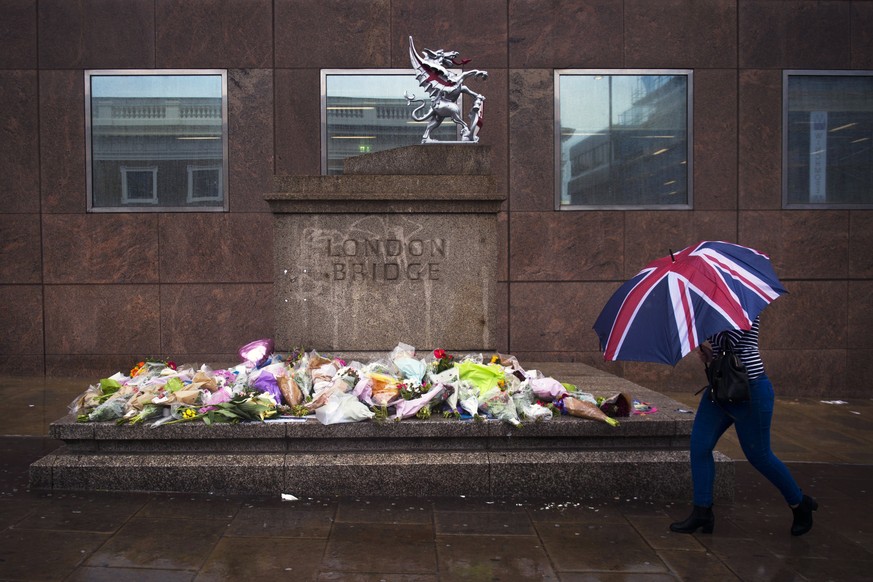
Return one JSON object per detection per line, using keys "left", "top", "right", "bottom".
{"left": 782, "top": 69, "right": 873, "bottom": 209}
{"left": 85, "top": 69, "right": 229, "bottom": 213}
{"left": 186, "top": 164, "right": 224, "bottom": 203}
{"left": 120, "top": 165, "right": 158, "bottom": 204}
{"left": 320, "top": 69, "right": 462, "bottom": 175}
{"left": 554, "top": 69, "right": 694, "bottom": 211}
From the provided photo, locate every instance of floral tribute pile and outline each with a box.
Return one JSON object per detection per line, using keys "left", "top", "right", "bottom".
{"left": 71, "top": 339, "right": 640, "bottom": 428}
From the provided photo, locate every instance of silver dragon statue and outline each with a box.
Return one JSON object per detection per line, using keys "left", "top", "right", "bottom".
{"left": 405, "top": 36, "right": 488, "bottom": 144}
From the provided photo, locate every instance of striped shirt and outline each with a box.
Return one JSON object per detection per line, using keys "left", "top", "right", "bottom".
{"left": 708, "top": 316, "right": 765, "bottom": 380}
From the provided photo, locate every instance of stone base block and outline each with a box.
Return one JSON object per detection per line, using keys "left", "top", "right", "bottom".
{"left": 31, "top": 447, "right": 733, "bottom": 501}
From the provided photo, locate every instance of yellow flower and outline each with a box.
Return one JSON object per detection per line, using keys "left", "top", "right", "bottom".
{"left": 181, "top": 409, "right": 197, "bottom": 420}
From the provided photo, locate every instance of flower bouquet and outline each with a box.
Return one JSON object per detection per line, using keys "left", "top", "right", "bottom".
{"left": 69, "top": 339, "right": 648, "bottom": 428}
{"left": 562, "top": 394, "right": 620, "bottom": 427}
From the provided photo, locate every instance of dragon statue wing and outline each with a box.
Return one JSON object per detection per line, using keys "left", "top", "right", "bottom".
{"left": 408, "top": 36, "right": 455, "bottom": 97}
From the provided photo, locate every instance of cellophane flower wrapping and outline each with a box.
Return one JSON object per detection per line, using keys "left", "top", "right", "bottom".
{"left": 511, "top": 382, "right": 553, "bottom": 421}
{"left": 70, "top": 339, "right": 642, "bottom": 428}
{"left": 316, "top": 392, "right": 375, "bottom": 425}
{"left": 530, "top": 377, "right": 568, "bottom": 402}
{"left": 563, "top": 395, "right": 619, "bottom": 427}
{"left": 456, "top": 380, "right": 480, "bottom": 417}
{"left": 369, "top": 376, "right": 399, "bottom": 405}
{"left": 393, "top": 383, "right": 446, "bottom": 419}
{"left": 457, "top": 361, "right": 505, "bottom": 397}
{"left": 478, "top": 386, "right": 521, "bottom": 426}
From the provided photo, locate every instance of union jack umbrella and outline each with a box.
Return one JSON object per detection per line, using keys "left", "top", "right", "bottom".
{"left": 593, "top": 241, "right": 787, "bottom": 366}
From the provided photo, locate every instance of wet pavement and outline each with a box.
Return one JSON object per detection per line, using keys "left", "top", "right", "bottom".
{"left": 1, "top": 377, "right": 872, "bottom": 581}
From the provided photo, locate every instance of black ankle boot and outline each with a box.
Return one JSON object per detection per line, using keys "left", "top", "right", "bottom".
{"left": 791, "top": 494, "right": 818, "bottom": 536}
{"left": 670, "top": 505, "right": 714, "bottom": 534}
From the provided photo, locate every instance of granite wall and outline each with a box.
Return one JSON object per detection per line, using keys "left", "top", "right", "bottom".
{"left": 1, "top": 0, "right": 872, "bottom": 397}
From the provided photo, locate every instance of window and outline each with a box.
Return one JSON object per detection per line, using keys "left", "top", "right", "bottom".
{"left": 321, "top": 70, "right": 460, "bottom": 175}
{"left": 121, "top": 166, "right": 158, "bottom": 204}
{"left": 187, "top": 165, "right": 223, "bottom": 203}
{"left": 86, "top": 70, "right": 228, "bottom": 212}
{"left": 555, "top": 70, "right": 693, "bottom": 209}
{"left": 783, "top": 71, "right": 873, "bottom": 208}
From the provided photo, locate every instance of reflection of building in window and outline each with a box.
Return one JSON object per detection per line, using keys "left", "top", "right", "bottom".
{"left": 564, "top": 76, "right": 688, "bottom": 207}
{"left": 187, "top": 165, "right": 222, "bottom": 202}
{"left": 90, "top": 96, "right": 224, "bottom": 208}
{"left": 784, "top": 73, "right": 873, "bottom": 207}
{"left": 120, "top": 166, "right": 158, "bottom": 204}
{"left": 325, "top": 96, "right": 456, "bottom": 175}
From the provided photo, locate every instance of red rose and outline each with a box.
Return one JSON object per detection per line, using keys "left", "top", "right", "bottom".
{"left": 433, "top": 348, "right": 446, "bottom": 360}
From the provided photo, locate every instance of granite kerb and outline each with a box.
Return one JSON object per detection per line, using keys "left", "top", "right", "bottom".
{"left": 48, "top": 411, "right": 690, "bottom": 455}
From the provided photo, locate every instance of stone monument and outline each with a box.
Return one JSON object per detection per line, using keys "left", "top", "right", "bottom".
{"left": 265, "top": 144, "right": 503, "bottom": 356}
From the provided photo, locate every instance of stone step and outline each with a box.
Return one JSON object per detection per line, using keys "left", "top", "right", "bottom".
{"left": 30, "top": 447, "right": 733, "bottom": 500}
{"left": 29, "top": 368, "right": 733, "bottom": 500}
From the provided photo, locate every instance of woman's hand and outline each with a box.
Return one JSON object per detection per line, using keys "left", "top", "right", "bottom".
{"left": 697, "top": 342, "right": 713, "bottom": 365}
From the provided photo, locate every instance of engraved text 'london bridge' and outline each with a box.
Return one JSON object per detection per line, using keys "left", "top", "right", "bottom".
{"left": 327, "top": 237, "right": 447, "bottom": 281}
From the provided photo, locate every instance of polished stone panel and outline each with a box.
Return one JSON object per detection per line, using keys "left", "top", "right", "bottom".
{"left": 508, "top": 0, "right": 622, "bottom": 68}
{"left": 159, "top": 283, "right": 274, "bottom": 355}
{"left": 509, "top": 281, "right": 618, "bottom": 353}
{"left": 0, "top": 214, "right": 41, "bottom": 284}
{"left": 738, "top": 69, "right": 781, "bottom": 210}
{"left": 229, "top": 69, "right": 275, "bottom": 212}
{"left": 158, "top": 214, "right": 273, "bottom": 283}
{"left": 739, "top": 210, "right": 849, "bottom": 279}
{"left": 849, "top": 282, "right": 873, "bottom": 349}
{"left": 274, "top": 68, "right": 321, "bottom": 176}
{"left": 764, "top": 348, "right": 847, "bottom": 398}
{"left": 691, "top": 211, "right": 739, "bottom": 245}
{"left": 43, "top": 285, "right": 161, "bottom": 356}
{"left": 693, "top": 70, "right": 739, "bottom": 210}
{"left": 42, "top": 214, "right": 159, "bottom": 284}
{"left": 39, "top": 70, "right": 85, "bottom": 214}
{"left": 393, "top": 0, "right": 507, "bottom": 69}
{"left": 853, "top": 3, "right": 873, "bottom": 68}
{"left": 156, "top": 0, "right": 273, "bottom": 68}
{"left": 623, "top": 212, "right": 696, "bottom": 278}
{"left": 625, "top": 0, "right": 737, "bottom": 68}
{"left": 0, "top": 0, "right": 37, "bottom": 68}
{"left": 510, "top": 212, "right": 624, "bottom": 281}
{"left": 0, "top": 285, "right": 43, "bottom": 357}
{"left": 38, "top": 0, "right": 154, "bottom": 68}
{"left": 276, "top": 0, "right": 390, "bottom": 68}
{"left": 0, "top": 70, "right": 39, "bottom": 214}
{"left": 850, "top": 211, "right": 873, "bottom": 278}
{"left": 739, "top": 0, "right": 851, "bottom": 69}
{"left": 759, "top": 280, "right": 848, "bottom": 350}
{"left": 509, "top": 69, "right": 554, "bottom": 212}
{"left": 476, "top": 68, "right": 509, "bottom": 200}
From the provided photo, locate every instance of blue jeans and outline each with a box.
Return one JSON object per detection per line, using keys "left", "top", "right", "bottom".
{"left": 690, "top": 373, "right": 802, "bottom": 507}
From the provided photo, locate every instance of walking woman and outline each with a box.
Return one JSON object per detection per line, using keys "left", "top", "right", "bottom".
{"left": 670, "top": 316, "right": 818, "bottom": 536}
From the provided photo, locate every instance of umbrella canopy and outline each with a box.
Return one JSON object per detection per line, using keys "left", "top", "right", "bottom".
{"left": 593, "top": 241, "right": 787, "bottom": 366}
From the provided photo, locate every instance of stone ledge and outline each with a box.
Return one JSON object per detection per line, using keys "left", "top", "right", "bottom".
{"left": 30, "top": 448, "right": 733, "bottom": 500}
{"left": 31, "top": 367, "right": 731, "bottom": 500}
{"left": 343, "top": 144, "right": 492, "bottom": 176}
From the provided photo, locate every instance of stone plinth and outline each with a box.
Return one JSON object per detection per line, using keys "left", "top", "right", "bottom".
{"left": 30, "top": 364, "right": 734, "bottom": 501}
{"left": 265, "top": 145, "right": 503, "bottom": 353}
